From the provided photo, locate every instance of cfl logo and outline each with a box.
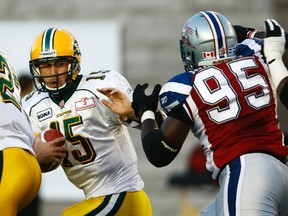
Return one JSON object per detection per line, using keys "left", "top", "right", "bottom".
{"left": 161, "top": 96, "right": 167, "bottom": 104}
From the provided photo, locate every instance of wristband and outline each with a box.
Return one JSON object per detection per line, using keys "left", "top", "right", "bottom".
{"left": 141, "top": 110, "right": 155, "bottom": 123}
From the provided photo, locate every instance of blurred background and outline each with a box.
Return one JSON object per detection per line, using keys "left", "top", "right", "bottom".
{"left": 1, "top": 0, "right": 288, "bottom": 215}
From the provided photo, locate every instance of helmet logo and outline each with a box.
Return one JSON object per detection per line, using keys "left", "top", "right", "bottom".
{"left": 73, "top": 40, "right": 81, "bottom": 57}
{"left": 40, "top": 50, "right": 57, "bottom": 58}
{"left": 185, "top": 26, "right": 197, "bottom": 37}
{"left": 182, "top": 26, "right": 197, "bottom": 48}
{"left": 218, "top": 47, "right": 227, "bottom": 57}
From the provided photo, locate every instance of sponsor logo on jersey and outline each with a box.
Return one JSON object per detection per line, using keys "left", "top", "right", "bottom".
{"left": 37, "top": 108, "right": 52, "bottom": 122}
{"left": 57, "top": 110, "right": 72, "bottom": 118}
{"left": 75, "top": 97, "right": 96, "bottom": 111}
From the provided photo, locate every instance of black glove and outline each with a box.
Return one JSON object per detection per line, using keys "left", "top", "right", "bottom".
{"left": 265, "top": 19, "right": 282, "bottom": 37}
{"left": 233, "top": 25, "right": 256, "bottom": 42}
{"left": 132, "top": 83, "right": 161, "bottom": 117}
{"left": 265, "top": 20, "right": 288, "bottom": 49}
{"left": 264, "top": 19, "right": 285, "bottom": 64}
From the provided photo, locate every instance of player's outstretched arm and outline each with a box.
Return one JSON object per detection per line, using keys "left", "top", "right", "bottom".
{"left": 233, "top": 24, "right": 288, "bottom": 49}
{"left": 97, "top": 87, "right": 136, "bottom": 121}
{"left": 234, "top": 24, "right": 288, "bottom": 68}
{"left": 98, "top": 86, "right": 166, "bottom": 128}
{"left": 264, "top": 19, "right": 288, "bottom": 108}
{"left": 132, "top": 83, "right": 189, "bottom": 167}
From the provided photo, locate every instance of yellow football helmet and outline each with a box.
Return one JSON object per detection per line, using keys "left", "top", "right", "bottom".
{"left": 29, "top": 27, "right": 81, "bottom": 97}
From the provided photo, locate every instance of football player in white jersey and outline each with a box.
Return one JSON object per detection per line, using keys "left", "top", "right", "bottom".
{"left": 100, "top": 11, "right": 288, "bottom": 216}
{"left": 22, "top": 27, "right": 152, "bottom": 216}
{"left": 0, "top": 49, "right": 42, "bottom": 215}
{"left": 263, "top": 19, "right": 288, "bottom": 109}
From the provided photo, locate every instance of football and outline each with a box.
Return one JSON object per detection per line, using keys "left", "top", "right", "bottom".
{"left": 40, "top": 129, "right": 65, "bottom": 172}
{"left": 41, "top": 129, "right": 65, "bottom": 146}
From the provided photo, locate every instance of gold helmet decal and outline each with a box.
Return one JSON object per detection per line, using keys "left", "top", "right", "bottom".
{"left": 30, "top": 27, "right": 81, "bottom": 63}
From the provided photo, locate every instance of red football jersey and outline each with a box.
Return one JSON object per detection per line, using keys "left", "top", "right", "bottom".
{"left": 160, "top": 55, "right": 288, "bottom": 179}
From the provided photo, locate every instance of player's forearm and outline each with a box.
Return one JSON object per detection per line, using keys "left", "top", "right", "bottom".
{"left": 141, "top": 123, "right": 179, "bottom": 167}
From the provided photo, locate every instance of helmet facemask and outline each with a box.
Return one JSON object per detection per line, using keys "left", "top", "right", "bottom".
{"left": 179, "top": 39, "right": 195, "bottom": 71}
{"left": 30, "top": 56, "right": 80, "bottom": 98}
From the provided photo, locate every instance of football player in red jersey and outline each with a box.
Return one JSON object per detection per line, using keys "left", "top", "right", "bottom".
{"left": 100, "top": 11, "right": 288, "bottom": 215}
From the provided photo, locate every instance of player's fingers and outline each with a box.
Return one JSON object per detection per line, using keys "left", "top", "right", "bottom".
{"left": 101, "top": 99, "right": 112, "bottom": 108}
{"left": 53, "top": 156, "right": 64, "bottom": 163}
{"left": 134, "top": 83, "right": 148, "bottom": 92}
{"left": 108, "top": 89, "right": 122, "bottom": 96}
{"left": 55, "top": 145, "right": 68, "bottom": 152}
{"left": 58, "top": 152, "right": 67, "bottom": 158}
{"left": 264, "top": 20, "right": 269, "bottom": 32}
{"left": 142, "top": 83, "right": 149, "bottom": 90}
{"left": 271, "top": 19, "right": 280, "bottom": 27}
{"left": 267, "top": 19, "right": 274, "bottom": 31}
{"left": 272, "top": 19, "right": 285, "bottom": 36}
{"left": 49, "top": 137, "right": 66, "bottom": 146}
{"left": 151, "top": 84, "right": 161, "bottom": 96}
{"left": 97, "top": 88, "right": 112, "bottom": 97}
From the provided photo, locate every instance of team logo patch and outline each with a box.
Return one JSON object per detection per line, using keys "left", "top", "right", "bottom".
{"left": 218, "top": 47, "right": 227, "bottom": 56}
{"left": 37, "top": 108, "right": 52, "bottom": 122}
{"left": 75, "top": 97, "right": 96, "bottom": 111}
{"left": 161, "top": 96, "right": 168, "bottom": 104}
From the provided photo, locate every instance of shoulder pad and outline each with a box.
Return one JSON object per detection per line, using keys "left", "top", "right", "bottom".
{"left": 84, "top": 70, "right": 133, "bottom": 100}
{"left": 159, "top": 72, "right": 193, "bottom": 113}
{"left": 86, "top": 70, "right": 112, "bottom": 81}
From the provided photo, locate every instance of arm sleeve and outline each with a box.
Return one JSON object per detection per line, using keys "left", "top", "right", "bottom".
{"left": 142, "top": 129, "right": 180, "bottom": 167}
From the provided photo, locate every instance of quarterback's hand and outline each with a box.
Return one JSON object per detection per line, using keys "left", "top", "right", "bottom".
{"left": 264, "top": 19, "right": 286, "bottom": 63}
{"left": 33, "top": 133, "right": 67, "bottom": 165}
{"left": 132, "top": 83, "right": 161, "bottom": 117}
{"left": 97, "top": 87, "right": 135, "bottom": 120}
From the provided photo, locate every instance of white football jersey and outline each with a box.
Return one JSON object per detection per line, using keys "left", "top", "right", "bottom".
{"left": 22, "top": 70, "right": 144, "bottom": 198}
{"left": 0, "top": 50, "right": 34, "bottom": 154}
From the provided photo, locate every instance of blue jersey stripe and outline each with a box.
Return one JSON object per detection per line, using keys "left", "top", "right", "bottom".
{"left": 227, "top": 157, "right": 241, "bottom": 216}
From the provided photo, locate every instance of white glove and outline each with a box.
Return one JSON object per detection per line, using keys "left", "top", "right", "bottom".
{"left": 264, "top": 19, "right": 288, "bottom": 89}
{"left": 264, "top": 19, "right": 285, "bottom": 63}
